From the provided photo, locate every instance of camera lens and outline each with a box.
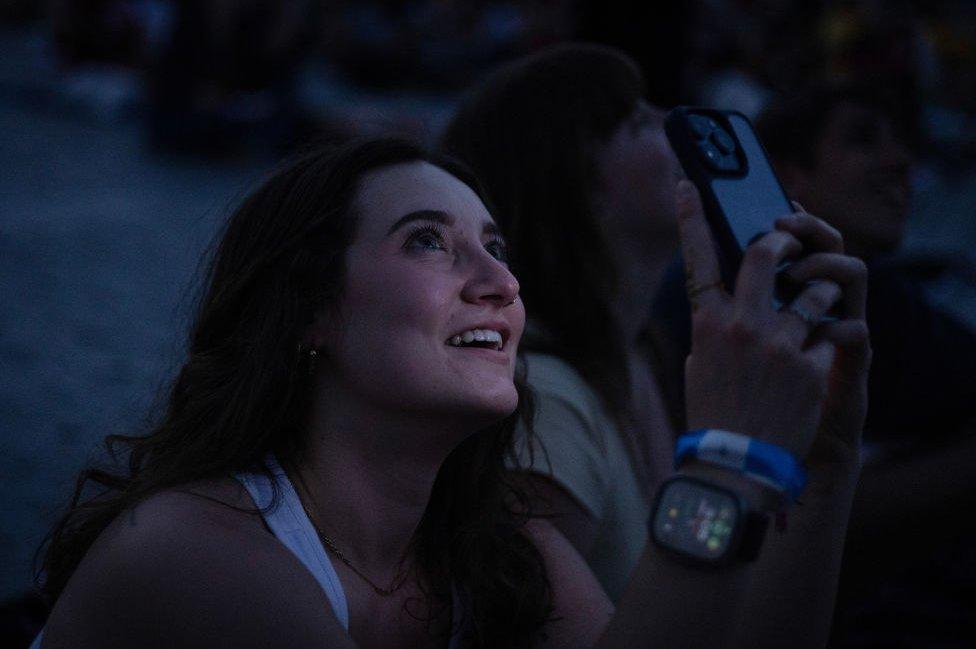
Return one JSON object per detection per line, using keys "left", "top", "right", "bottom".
{"left": 689, "top": 115, "right": 716, "bottom": 139}
{"left": 700, "top": 141, "right": 722, "bottom": 163}
{"left": 711, "top": 129, "right": 736, "bottom": 154}
{"left": 716, "top": 153, "right": 741, "bottom": 172}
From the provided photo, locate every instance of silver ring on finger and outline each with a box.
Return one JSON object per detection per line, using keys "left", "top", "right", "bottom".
{"left": 785, "top": 303, "right": 820, "bottom": 333}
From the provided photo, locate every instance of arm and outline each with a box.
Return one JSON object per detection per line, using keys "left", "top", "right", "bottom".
{"left": 731, "top": 211, "right": 871, "bottom": 649}
{"left": 734, "top": 460, "right": 860, "bottom": 649}
{"left": 533, "top": 464, "right": 811, "bottom": 649}
{"left": 510, "top": 472, "right": 601, "bottom": 559}
{"left": 572, "top": 184, "right": 868, "bottom": 648}
{"left": 596, "top": 463, "right": 776, "bottom": 649}
{"left": 41, "top": 488, "right": 356, "bottom": 649}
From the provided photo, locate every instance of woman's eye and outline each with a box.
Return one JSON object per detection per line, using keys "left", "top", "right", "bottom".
{"left": 406, "top": 226, "right": 446, "bottom": 251}
{"left": 485, "top": 239, "right": 509, "bottom": 263}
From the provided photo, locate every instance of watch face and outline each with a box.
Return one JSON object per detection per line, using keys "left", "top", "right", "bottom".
{"left": 652, "top": 478, "right": 740, "bottom": 563}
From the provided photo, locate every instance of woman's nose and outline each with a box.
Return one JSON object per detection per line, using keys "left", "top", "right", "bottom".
{"left": 462, "top": 252, "right": 520, "bottom": 307}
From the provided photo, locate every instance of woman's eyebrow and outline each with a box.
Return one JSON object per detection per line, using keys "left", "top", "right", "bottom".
{"left": 387, "top": 209, "right": 454, "bottom": 234}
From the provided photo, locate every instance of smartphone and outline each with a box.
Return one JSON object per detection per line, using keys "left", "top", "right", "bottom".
{"left": 665, "top": 107, "right": 798, "bottom": 305}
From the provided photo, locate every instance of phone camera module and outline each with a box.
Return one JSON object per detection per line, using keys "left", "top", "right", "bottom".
{"left": 691, "top": 117, "right": 741, "bottom": 174}
{"left": 715, "top": 155, "right": 741, "bottom": 172}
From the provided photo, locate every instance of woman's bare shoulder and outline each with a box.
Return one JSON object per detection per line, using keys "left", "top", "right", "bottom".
{"left": 42, "top": 478, "right": 354, "bottom": 649}
{"left": 121, "top": 476, "right": 268, "bottom": 536}
{"left": 81, "top": 477, "right": 275, "bottom": 566}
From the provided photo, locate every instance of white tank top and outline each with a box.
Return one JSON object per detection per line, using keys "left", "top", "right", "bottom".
{"left": 235, "top": 454, "right": 351, "bottom": 629}
{"left": 238, "top": 455, "right": 464, "bottom": 647}
{"left": 29, "top": 455, "right": 463, "bottom": 648}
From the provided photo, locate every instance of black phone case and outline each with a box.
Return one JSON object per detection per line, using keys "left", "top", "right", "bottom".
{"left": 665, "top": 107, "right": 794, "bottom": 294}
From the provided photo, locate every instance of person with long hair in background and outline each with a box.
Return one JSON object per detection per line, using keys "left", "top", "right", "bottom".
{"left": 32, "top": 135, "right": 869, "bottom": 648}
{"left": 441, "top": 43, "right": 871, "bottom": 644}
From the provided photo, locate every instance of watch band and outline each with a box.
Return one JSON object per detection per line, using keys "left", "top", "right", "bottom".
{"left": 675, "top": 429, "right": 807, "bottom": 501}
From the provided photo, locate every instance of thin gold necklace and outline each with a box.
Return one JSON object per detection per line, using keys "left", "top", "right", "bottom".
{"left": 288, "top": 464, "right": 408, "bottom": 597}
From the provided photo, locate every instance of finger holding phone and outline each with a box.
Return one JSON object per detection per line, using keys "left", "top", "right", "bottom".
{"left": 774, "top": 209, "right": 872, "bottom": 466}
{"left": 667, "top": 108, "right": 870, "bottom": 464}
{"left": 677, "top": 180, "right": 861, "bottom": 461}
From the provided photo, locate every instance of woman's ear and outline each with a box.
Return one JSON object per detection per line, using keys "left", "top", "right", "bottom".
{"left": 302, "top": 304, "right": 347, "bottom": 355}
{"left": 303, "top": 304, "right": 344, "bottom": 354}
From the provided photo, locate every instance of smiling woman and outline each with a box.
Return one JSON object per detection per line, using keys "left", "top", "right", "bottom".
{"left": 32, "top": 139, "right": 550, "bottom": 649}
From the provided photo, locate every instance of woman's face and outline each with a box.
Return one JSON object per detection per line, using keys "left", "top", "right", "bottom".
{"left": 312, "top": 161, "right": 524, "bottom": 425}
{"left": 594, "top": 100, "right": 681, "bottom": 244}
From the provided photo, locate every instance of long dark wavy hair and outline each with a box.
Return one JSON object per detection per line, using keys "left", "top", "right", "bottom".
{"left": 440, "top": 43, "right": 644, "bottom": 421}
{"left": 37, "top": 138, "right": 552, "bottom": 648}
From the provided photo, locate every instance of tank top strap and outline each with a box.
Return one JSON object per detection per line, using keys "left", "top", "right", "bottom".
{"left": 28, "top": 458, "right": 467, "bottom": 648}
{"left": 235, "top": 455, "right": 350, "bottom": 630}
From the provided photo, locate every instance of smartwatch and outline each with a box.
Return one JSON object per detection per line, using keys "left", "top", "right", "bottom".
{"left": 649, "top": 475, "right": 769, "bottom": 567}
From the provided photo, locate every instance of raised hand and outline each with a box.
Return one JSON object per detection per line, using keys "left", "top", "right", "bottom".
{"left": 676, "top": 180, "right": 869, "bottom": 463}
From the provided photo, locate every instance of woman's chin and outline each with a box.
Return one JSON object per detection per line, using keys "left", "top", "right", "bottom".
{"left": 449, "top": 387, "right": 520, "bottom": 428}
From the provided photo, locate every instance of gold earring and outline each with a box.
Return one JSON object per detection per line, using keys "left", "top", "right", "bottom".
{"left": 308, "top": 348, "right": 318, "bottom": 378}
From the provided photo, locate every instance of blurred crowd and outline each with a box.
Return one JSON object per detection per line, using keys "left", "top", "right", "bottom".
{"left": 2, "top": 0, "right": 975, "bottom": 647}
{"left": 0, "top": 1, "right": 970, "bottom": 165}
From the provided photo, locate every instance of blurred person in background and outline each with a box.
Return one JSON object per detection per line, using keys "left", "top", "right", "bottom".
{"left": 757, "top": 81, "right": 976, "bottom": 647}
{"left": 758, "top": 81, "right": 976, "bottom": 449}
{"left": 441, "top": 45, "right": 873, "bottom": 647}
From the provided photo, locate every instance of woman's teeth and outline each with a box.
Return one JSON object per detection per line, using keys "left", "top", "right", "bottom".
{"left": 448, "top": 329, "right": 503, "bottom": 350}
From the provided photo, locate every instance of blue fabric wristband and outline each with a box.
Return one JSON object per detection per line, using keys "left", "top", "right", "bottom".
{"left": 674, "top": 429, "right": 807, "bottom": 501}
